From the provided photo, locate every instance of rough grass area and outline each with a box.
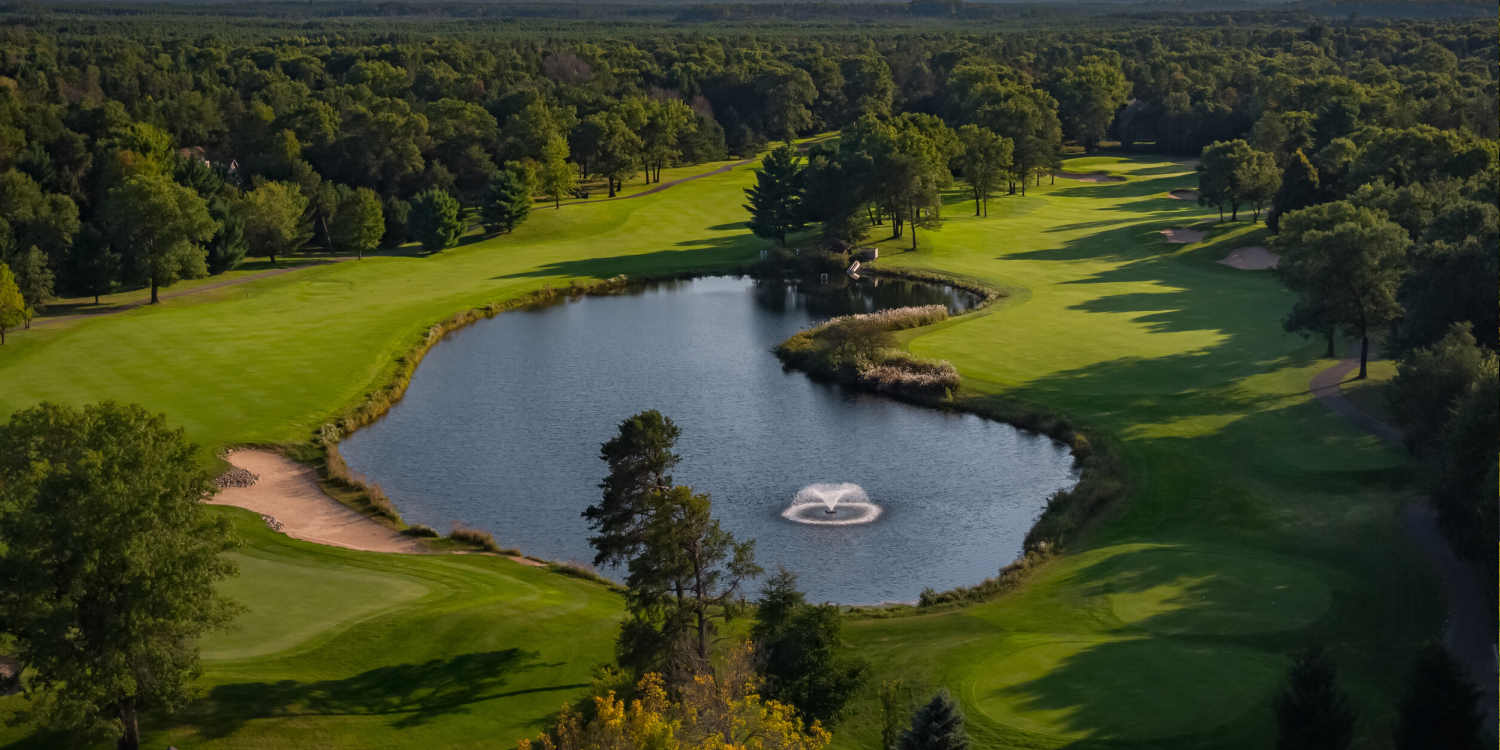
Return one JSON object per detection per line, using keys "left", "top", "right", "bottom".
{"left": 0, "top": 153, "right": 1433, "bottom": 750}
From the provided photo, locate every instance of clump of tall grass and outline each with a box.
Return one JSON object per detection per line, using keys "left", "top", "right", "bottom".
{"left": 776, "top": 305, "right": 959, "bottom": 398}
{"left": 448, "top": 523, "right": 522, "bottom": 555}
{"left": 321, "top": 443, "right": 404, "bottom": 524}
{"left": 401, "top": 523, "right": 439, "bottom": 538}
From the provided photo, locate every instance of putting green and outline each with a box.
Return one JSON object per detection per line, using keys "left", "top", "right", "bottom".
{"left": 204, "top": 549, "right": 432, "bottom": 661}
{"left": 971, "top": 634, "right": 1282, "bottom": 741}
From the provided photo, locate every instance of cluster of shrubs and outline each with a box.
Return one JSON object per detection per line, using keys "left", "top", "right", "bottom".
{"left": 775, "top": 305, "right": 960, "bottom": 398}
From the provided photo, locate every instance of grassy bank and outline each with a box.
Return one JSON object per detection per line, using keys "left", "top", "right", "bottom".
{"left": 0, "top": 154, "right": 1430, "bottom": 749}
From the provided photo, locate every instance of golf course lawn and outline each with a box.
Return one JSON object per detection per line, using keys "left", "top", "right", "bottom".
{"left": 0, "top": 153, "right": 1438, "bottom": 748}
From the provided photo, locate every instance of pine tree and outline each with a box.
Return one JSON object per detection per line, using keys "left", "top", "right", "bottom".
{"left": 1268, "top": 149, "right": 1320, "bottom": 232}
{"left": 1393, "top": 645, "right": 1486, "bottom": 749}
{"left": 743, "top": 145, "right": 805, "bottom": 246}
{"left": 900, "top": 690, "right": 969, "bottom": 750}
{"left": 1274, "top": 646, "right": 1355, "bottom": 750}
{"left": 407, "top": 189, "right": 464, "bottom": 252}
{"left": 480, "top": 168, "right": 531, "bottom": 234}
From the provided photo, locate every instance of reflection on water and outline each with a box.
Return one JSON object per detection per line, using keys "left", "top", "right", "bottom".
{"left": 341, "top": 275, "right": 1073, "bottom": 604}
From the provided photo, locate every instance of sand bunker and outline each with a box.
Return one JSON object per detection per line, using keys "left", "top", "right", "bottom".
{"left": 1219, "top": 246, "right": 1279, "bottom": 270}
{"left": 1056, "top": 170, "right": 1126, "bottom": 183}
{"left": 1160, "top": 228, "right": 1206, "bottom": 244}
{"left": 208, "top": 449, "right": 427, "bottom": 554}
{"left": 1168, "top": 189, "right": 1199, "bottom": 201}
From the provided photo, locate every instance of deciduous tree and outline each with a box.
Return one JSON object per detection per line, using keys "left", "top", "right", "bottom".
{"left": 0, "top": 261, "right": 24, "bottom": 343}
{"left": 0, "top": 402, "right": 239, "bottom": 750}
{"left": 330, "top": 187, "right": 384, "bottom": 258}
{"left": 1274, "top": 201, "right": 1411, "bottom": 378}
{"left": 1050, "top": 60, "right": 1130, "bottom": 151}
{"left": 957, "top": 125, "right": 1012, "bottom": 217}
{"left": 241, "top": 180, "right": 311, "bottom": 265}
{"left": 103, "top": 172, "right": 215, "bottom": 304}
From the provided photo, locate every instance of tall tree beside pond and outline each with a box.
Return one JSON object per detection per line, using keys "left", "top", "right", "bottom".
{"left": 751, "top": 569, "right": 868, "bottom": 724}
{"left": 241, "top": 180, "right": 310, "bottom": 265}
{"left": 744, "top": 145, "right": 805, "bottom": 246}
{"left": 407, "top": 188, "right": 464, "bottom": 252}
{"left": 103, "top": 171, "right": 215, "bottom": 304}
{"left": 587, "top": 411, "right": 759, "bottom": 674}
{"left": 1274, "top": 201, "right": 1410, "bottom": 379}
{"left": 0, "top": 402, "right": 239, "bottom": 750}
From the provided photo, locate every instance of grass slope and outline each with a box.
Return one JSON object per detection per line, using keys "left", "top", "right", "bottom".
{"left": 1, "top": 509, "right": 623, "bottom": 748}
{"left": 0, "top": 154, "right": 1431, "bottom": 749}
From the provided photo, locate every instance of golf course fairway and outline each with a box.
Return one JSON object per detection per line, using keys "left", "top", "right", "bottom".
{"left": 0, "top": 153, "right": 1437, "bottom": 749}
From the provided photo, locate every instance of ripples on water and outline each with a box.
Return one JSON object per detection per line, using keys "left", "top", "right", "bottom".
{"left": 340, "top": 275, "right": 1078, "bottom": 604}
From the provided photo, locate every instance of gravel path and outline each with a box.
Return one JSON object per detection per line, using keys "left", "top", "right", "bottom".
{"left": 1309, "top": 355, "right": 1496, "bottom": 730}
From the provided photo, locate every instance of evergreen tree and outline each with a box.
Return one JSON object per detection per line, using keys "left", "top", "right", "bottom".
{"left": 751, "top": 569, "right": 868, "bottom": 723}
{"left": 743, "top": 145, "right": 805, "bottom": 246}
{"left": 537, "top": 132, "right": 578, "bottom": 209}
{"left": 205, "top": 199, "right": 248, "bottom": 274}
{"left": 900, "top": 690, "right": 969, "bottom": 750}
{"left": 1393, "top": 644, "right": 1486, "bottom": 750}
{"left": 67, "top": 225, "right": 120, "bottom": 303}
{"left": 479, "top": 167, "right": 531, "bottom": 234}
{"left": 407, "top": 189, "right": 464, "bottom": 252}
{"left": 0, "top": 261, "right": 25, "bottom": 344}
{"left": 1268, "top": 149, "right": 1320, "bottom": 232}
{"left": 1274, "top": 646, "right": 1355, "bottom": 750}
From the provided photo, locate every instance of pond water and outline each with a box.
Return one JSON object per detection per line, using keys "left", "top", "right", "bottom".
{"left": 340, "top": 275, "right": 1078, "bottom": 604}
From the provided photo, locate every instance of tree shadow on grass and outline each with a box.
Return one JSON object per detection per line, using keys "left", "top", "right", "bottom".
{"left": 1046, "top": 174, "right": 1197, "bottom": 203}
{"left": 494, "top": 239, "right": 757, "bottom": 281}
{"left": 173, "top": 649, "right": 578, "bottom": 737}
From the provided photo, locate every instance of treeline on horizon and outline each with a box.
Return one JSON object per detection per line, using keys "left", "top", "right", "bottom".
{"left": 0, "top": 0, "right": 1493, "bottom": 27}
{"left": 0, "top": 17, "right": 1492, "bottom": 312}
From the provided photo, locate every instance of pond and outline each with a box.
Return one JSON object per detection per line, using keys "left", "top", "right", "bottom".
{"left": 340, "top": 275, "right": 1078, "bottom": 604}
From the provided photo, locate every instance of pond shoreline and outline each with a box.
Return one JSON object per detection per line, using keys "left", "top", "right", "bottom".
{"left": 247, "top": 262, "right": 1121, "bottom": 611}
